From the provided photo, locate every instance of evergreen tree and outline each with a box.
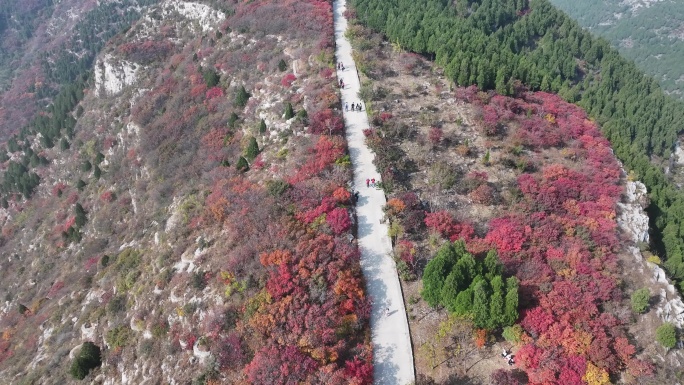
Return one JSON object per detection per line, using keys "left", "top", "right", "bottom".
{"left": 472, "top": 280, "right": 490, "bottom": 329}
{"left": 441, "top": 270, "right": 463, "bottom": 313}
{"left": 235, "top": 86, "right": 250, "bottom": 107}
{"left": 228, "top": 112, "right": 239, "bottom": 129}
{"left": 93, "top": 165, "right": 101, "bottom": 180}
{"left": 489, "top": 275, "right": 505, "bottom": 329}
{"left": 502, "top": 277, "right": 519, "bottom": 326}
{"left": 483, "top": 249, "right": 502, "bottom": 281}
{"left": 59, "top": 138, "right": 70, "bottom": 151}
{"left": 203, "top": 68, "right": 220, "bottom": 88}
{"left": 259, "top": 119, "right": 267, "bottom": 134}
{"left": 236, "top": 156, "right": 249, "bottom": 172}
{"left": 278, "top": 58, "right": 288, "bottom": 72}
{"left": 245, "top": 137, "right": 260, "bottom": 161}
{"left": 284, "top": 102, "right": 295, "bottom": 119}
{"left": 69, "top": 342, "right": 102, "bottom": 380}
{"left": 421, "top": 242, "right": 458, "bottom": 307}
{"left": 75, "top": 203, "right": 87, "bottom": 228}
{"left": 453, "top": 288, "right": 473, "bottom": 316}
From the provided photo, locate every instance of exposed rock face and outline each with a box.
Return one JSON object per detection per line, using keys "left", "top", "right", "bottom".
{"left": 619, "top": 180, "right": 684, "bottom": 330}
{"left": 95, "top": 55, "right": 139, "bottom": 96}
{"left": 166, "top": 0, "right": 225, "bottom": 32}
{"left": 617, "top": 181, "right": 650, "bottom": 243}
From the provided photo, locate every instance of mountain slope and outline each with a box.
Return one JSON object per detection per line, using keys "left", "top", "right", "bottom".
{"left": 549, "top": 0, "right": 684, "bottom": 99}
{"left": 0, "top": 1, "right": 372, "bottom": 383}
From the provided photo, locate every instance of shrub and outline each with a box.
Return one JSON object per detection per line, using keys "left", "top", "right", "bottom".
{"left": 631, "top": 288, "right": 650, "bottom": 314}
{"left": 69, "top": 342, "right": 101, "bottom": 380}
{"left": 106, "top": 325, "right": 132, "bottom": 349}
{"left": 502, "top": 324, "right": 524, "bottom": 343}
{"left": 656, "top": 323, "right": 677, "bottom": 349}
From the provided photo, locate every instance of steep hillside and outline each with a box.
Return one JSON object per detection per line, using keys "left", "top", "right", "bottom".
{"left": 548, "top": 0, "right": 684, "bottom": 99}
{"left": 0, "top": 0, "right": 160, "bottom": 141}
{"left": 0, "top": 0, "right": 372, "bottom": 383}
{"left": 352, "top": 0, "right": 684, "bottom": 342}
{"left": 345, "top": 5, "right": 682, "bottom": 384}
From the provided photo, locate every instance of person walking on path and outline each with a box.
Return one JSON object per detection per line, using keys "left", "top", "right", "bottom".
{"left": 366, "top": 178, "right": 370, "bottom": 187}
{"left": 371, "top": 178, "right": 376, "bottom": 186}
{"left": 351, "top": 102, "right": 356, "bottom": 111}
{"left": 345, "top": 102, "right": 349, "bottom": 112}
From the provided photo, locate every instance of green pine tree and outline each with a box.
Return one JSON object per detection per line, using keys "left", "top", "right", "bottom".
{"left": 489, "top": 275, "right": 505, "bottom": 329}
{"left": 236, "top": 156, "right": 249, "bottom": 172}
{"left": 278, "top": 59, "right": 288, "bottom": 72}
{"left": 235, "top": 86, "right": 250, "bottom": 107}
{"left": 421, "top": 242, "right": 458, "bottom": 307}
{"left": 472, "top": 280, "right": 490, "bottom": 329}
{"left": 453, "top": 288, "right": 473, "bottom": 316}
{"left": 441, "top": 270, "right": 463, "bottom": 313}
{"left": 245, "top": 137, "right": 260, "bottom": 161}
{"left": 259, "top": 119, "right": 267, "bottom": 134}
{"left": 502, "top": 277, "right": 519, "bottom": 326}
{"left": 284, "top": 102, "right": 295, "bottom": 119}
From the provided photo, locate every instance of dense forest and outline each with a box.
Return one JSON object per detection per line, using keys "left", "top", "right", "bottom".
{"left": 352, "top": 0, "right": 684, "bottom": 293}
{"left": 549, "top": 0, "right": 684, "bottom": 98}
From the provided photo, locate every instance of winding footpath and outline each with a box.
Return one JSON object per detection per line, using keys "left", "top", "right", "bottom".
{"left": 333, "top": 1, "right": 415, "bottom": 384}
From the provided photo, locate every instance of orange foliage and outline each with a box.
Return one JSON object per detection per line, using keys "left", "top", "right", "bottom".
{"left": 332, "top": 187, "right": 351, "bottom": 203}
{"left": 474, "top": 329, "right": 487, "bottom": 348}
{"left": 260, "top": 249, "right": 292, "bottom": 266}
{"left": 385, "top": 198, "right": 406, "bottom": 216}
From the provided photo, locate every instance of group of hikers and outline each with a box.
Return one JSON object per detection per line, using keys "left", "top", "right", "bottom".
{"left": 337, "top": 61, "right": 346, "bottom": 71}
{"left": 345, "top": 102, "right": 363, "bottom": 112}
{"left": 365, "top": 178, "right": 377, "bottom": 187}
{"left": 501, "top": 348, "right": 515, "bottom": 366}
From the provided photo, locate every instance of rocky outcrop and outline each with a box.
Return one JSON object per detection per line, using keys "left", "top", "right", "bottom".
{"left": 619, "top": 180, "right": 684, "bottom": 330}
{"left": 95, "top": 55, "right": 139, "bottom": 96}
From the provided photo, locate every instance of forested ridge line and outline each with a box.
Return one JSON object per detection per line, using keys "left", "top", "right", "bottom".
{"left": 351, "top": 0, "right": 684, "bottom": 291}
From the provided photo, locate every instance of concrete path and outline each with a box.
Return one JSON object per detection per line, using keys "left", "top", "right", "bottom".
{"left": 333, "top": 1, "right": 415, "bottom": 384}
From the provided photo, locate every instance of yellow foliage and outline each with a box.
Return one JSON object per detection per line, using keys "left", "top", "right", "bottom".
{"left": 544, "top": 113, "right": 556, "bottom": 124}
{"left": 647, "top": 254, "right": 662, "bottom": 265}
{"left": 2, "top": 329, "right": 11, "bottom": 341}
{"left": 583, "top": 362, "right": 611, "bottom": 385}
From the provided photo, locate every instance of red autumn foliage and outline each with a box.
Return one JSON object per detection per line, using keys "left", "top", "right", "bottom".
{"left": 205, "top": 86, "right": 224, "bottom": 100}
{"left": 281, "top": 73, "right": 297, "bottom": 87}
{"left": 245, "top": 345, "right": 319, "bottom": 384}
{"left": 424, "top": 211, "right": 474, "bottom": 241}
{"left": 471, "top": 91, "right": 634, "bottom": 382}
{"left": 309, "top": 108, "right": 344, "bottom": 135}
{"left": 327, "top": 208, "right": 351, "bottom": 234}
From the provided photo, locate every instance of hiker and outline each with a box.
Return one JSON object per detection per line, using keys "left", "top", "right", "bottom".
{"left": 366, "top": 178, "right": 370, "bottom": 187}
{"left": 339, "top": 79, "right": 343, "bottom": 87}
{"left": 371, "top": 178, "right": 376, "bottom": 186}
{"left": 385, "top": 307, "right": 390, "bottom": 317}
{"left": 344, "top": 102, "right": 349, "bottom": 112}
{"left": 341, "top": 63, "right": 345, "bottom": 70}
{"left": 354, "top": 191, "right": 360, "bottom": 201}
{"left": 351, "top": 102, "right": 356, "bottom": 111}
{"left": 357, "top": 102, "right": 362, "bottom": 111}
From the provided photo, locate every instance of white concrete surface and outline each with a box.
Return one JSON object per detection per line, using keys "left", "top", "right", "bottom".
{"left": 333, "top": 2, "right": 416, "bottom": 384}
